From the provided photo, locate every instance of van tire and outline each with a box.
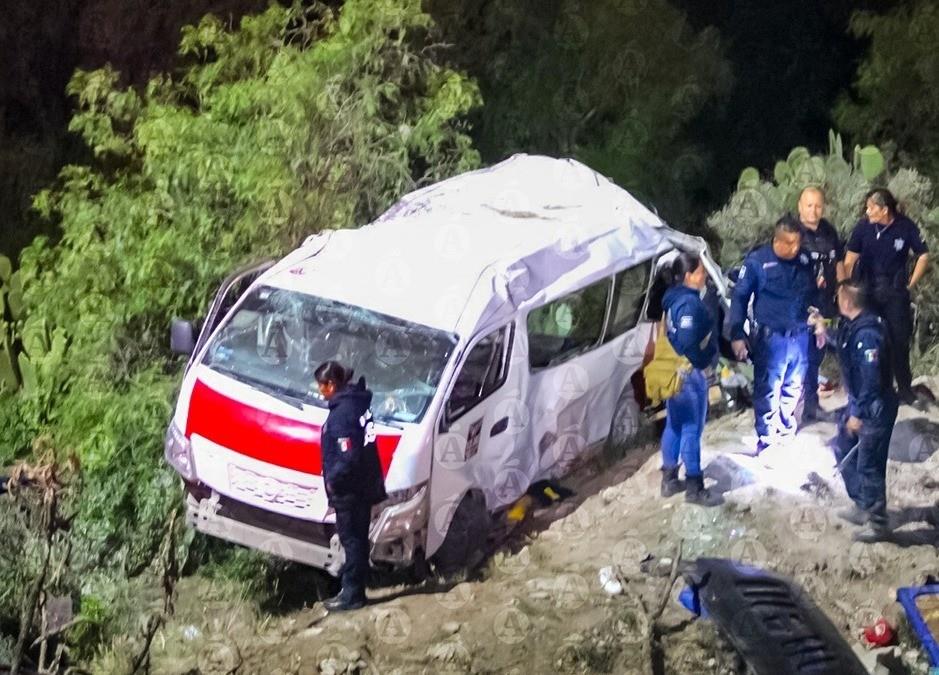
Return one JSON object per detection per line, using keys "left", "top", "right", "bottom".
{"left": 430, "top": 491, "right": 491, "bottom": 577}
{"left": 606, "top": 382, "right": 642, "bottom": 454}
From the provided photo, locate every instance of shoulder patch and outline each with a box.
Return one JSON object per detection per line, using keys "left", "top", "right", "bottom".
{"left": 679, "top": 315, "right": 694, "bottom": 329}
{"left": 338, "top": 437, "right": 352, "bottom": 453}
{"left": 799, "top": 253, "right": 809, "bottom": 265}
{"left": 864, "top": 348, "right": 879, "bottom": 364}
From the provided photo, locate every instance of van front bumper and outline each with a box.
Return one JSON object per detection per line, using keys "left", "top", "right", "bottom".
{"left": 186, "top": 491, "right": 346, "bottom": 576}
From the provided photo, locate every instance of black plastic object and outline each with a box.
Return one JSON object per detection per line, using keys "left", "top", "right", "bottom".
{"left": 684, "top": 558, "right": 867, "bottom": 675}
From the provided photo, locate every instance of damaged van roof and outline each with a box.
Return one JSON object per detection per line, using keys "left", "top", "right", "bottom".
{"left": 263, "top": 154, "right": 705, "bottom": 336}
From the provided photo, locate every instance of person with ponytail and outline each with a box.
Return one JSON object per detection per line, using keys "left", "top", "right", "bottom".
{"left": 315, "top": 360, "right": 387, "bottom": 611}
{"left": 659, "top": 252, "right": 721, "bottom": 506}
{"left": 844, "top": 188, "right": 929, "bottom": 405}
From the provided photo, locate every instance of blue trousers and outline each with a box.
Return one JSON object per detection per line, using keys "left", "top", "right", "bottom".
{"left": 752, "top": 329, "right": 808, "bottom": 445}
{"left": 834, "top": 403, "right": 897, "bottom": 526}
{"left": 804, "top": 335, "right": 824, "bottom": 415}
{"left": 335, "top": 501, "right": 371, "bottom": 602}
{"left": 661, "top": 369, "right": 707, "bottom": 477}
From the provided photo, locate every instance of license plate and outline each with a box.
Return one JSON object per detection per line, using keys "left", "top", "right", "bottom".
{"left": 227, "top": 464, "right": 318, "bottom": 512}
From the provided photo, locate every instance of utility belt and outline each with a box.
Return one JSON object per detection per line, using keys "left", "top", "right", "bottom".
{"left": 753, "top": 322, "right": 810, "bottom": 339}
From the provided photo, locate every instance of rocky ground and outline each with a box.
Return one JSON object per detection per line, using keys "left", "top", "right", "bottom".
{"left": 143, "top": 380, "right": 939, "bottom": 675}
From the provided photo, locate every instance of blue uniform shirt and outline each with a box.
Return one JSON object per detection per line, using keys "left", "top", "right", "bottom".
{"left": 847, "top": 214, "right": 928, "bottom": 291}
{"left": 836, "top": 312, "right": 897, "bottom": 421}
{"left": 662, "top": 285, "right": 718, "bottom": 370}
{"left": 801, "top": 218, "right": 844, "bottom": 318}
{"left": 729, "top": 244, "right": 815, "bottom": 340}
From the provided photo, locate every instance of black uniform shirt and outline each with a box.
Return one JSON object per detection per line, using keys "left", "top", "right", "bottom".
{"left": 847, "top": 214, "right": 928, "bottom": 291}
{"left": 800, "top": 218, "right": 843, "bottom": 317}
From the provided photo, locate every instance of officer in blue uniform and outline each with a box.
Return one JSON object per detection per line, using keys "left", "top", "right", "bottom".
{"left": 660, "top": 252, "right": 721, "bottom": 506}
{"left": 797, "top": 187, "right": 845, "bottom": 422}
{"left": 730, "top": 214, "right": 816, "bottom": 453}
{"left": 822, "top": 280, "right": 898, "bottom": 542}
{"left": 845, "top": 188, "right": 929, "bottom": 405}
{"left": 316, "top": 361, "right": 387, "bottom": 611}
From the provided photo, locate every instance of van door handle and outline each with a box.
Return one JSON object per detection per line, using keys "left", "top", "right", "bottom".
{"left": 490, "top": 417, "right": 509, "bottom": 437}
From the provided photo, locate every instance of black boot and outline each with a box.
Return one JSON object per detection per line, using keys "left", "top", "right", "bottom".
{"left": 660, "top": 466, "right": 685, "bottom": 498}
{"left": 685, "top": 475, "right": 722, "bottom": 507}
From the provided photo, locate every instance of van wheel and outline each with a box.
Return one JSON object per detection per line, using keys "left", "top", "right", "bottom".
{"left": 430, "top": 491, "right": 491, "bottom": 578}
{"left": 606, "top": 383, "right": 642, "bottom": 454}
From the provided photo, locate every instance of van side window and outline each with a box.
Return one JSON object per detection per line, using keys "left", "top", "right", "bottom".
{"left": 446, "top": 324, "right": 513, "bottom": 422}
{"left": 527, "top": 278, "right": 609, "bottom": 369}
{"left": 604, "top": 261, "right": 651, "bottom": 342}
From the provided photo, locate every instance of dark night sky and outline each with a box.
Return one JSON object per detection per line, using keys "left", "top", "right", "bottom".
{"left": 0, "top": 0, "right": 902, "bottom": 253}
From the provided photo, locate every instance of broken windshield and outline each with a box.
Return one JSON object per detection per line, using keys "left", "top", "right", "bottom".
{"left": 202, "top": 286, "right": 457, "bottom": 424}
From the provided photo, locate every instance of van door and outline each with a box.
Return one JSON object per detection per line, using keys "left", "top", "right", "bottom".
{"left": 187, "top": 259, "right": 275, "bottom": 370}
{"left": 526, "top": 261, "right": 653, "bottom": 476}
{"left": 426, "top": 321, "right": 529, "bottom": 556}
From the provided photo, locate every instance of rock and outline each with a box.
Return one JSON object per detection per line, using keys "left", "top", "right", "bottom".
{"left": 600, "top": 487, "right": 618, "bottom": 504}
{"left": 598, "top": 566, "right": 624, "bottom": 595}
{"left": 441, "top": 621, "right": 461, "bottom": 635}
{"left": 298, "top": 626, "right": 324, "bottom": 639}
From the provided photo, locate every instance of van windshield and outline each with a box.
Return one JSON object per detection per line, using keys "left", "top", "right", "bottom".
{"left": 202, "top": 285, "right": 457, "bottom": 424}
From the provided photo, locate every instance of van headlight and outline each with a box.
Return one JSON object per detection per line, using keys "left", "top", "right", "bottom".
{"left": 164, "top": 421, "right": 195, "bottom": 482}
{"left": 371, "top": 484, "right": 427, "bottom": 545}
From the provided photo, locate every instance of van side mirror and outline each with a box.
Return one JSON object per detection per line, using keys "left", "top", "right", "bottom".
{"left": 170, "top": 319, "right": 196, "bottom": 355}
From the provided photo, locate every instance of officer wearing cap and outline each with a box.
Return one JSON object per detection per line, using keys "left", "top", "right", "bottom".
{"left": 822, "top": 280, "right": 898, "bottom": 542}
{"left": 730, "top": 214, "right": 816, "bottom": 453}
{"left": 797, "top": 187, "right": 845, "bottom": 422}
{"left": 844, "top": 188, "right": 929, "bottom": 405}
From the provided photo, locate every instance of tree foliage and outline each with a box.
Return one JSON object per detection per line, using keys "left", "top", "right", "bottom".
{"left": 428, "top": 0, "right": 731, "bottom": 223}
{"left": 835, "top": 1, "right": 939, "bottom": 179}
{"left": 0, "top": 0, "right": 479, "bottom": 658}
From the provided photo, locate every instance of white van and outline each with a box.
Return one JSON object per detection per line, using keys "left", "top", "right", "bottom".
{"left": 165, "top": 155, "right": 727, "bottom": 575}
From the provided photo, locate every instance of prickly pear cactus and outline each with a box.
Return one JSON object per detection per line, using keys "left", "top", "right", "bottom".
{"left": 707, "top": 131, "right": 892, "bottom": 265}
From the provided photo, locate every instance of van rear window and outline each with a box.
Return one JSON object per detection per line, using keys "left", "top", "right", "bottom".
{"left": 202, "top": 286, "right": 457, "bottom": 424}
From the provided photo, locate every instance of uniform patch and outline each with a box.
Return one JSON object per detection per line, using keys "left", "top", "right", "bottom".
{"left": 679, "top": 315, "right": 694, "bottom": 329}
{"left": 864, "top": 349, "right": 879, "bottom": 363}
{"left": 338, "top": 437, "right": 352, "bottom": 453}
{"left": 762, "top": 261, "right": 777, "bottom": 269}
{"left": 799, "top": 253, "right": 809, "bottom": 265}
{"left": 894, "top": 238, "right": 905, "bottom": 251}
{"left": 739, "top": 265, "right": 747, "bottom": 278}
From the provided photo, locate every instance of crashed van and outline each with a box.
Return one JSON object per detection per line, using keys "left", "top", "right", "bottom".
{"left": 165, "top": 154, "right": 727, "bottom": 575}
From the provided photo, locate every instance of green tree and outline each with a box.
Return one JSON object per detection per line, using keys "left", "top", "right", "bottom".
{"left": 428, "top": 0, "right": 731, "bottom": 223}
{"left": 835, "top": 1, "right": 939, "bottom": 179}
{"left": 0, "top": 0, "right": 479, "bottom": 655}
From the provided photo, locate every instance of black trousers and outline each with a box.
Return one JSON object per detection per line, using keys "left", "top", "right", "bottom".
{"left": 869, "top": 291, "right": 913, "bottom": 397}
{"left": 834, "top": 404, "right": 897, "bottom": 527}
{"left": 334, "top": 501, "right": 372, "bottom": 602}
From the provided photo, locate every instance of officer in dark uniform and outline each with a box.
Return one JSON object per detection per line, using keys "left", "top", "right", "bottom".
{"left": 315, "top": 361, "right": 387, "bottom": 611}
{"left": 821, "top": 280, "right": 898, "bottom": 542}
{"left": 660, "top": 252, "right": 721, "bottom": 506}
{"left": 845, "top": 188, "right": 929, "bottom": 405}
{"left": 730, "top": 215, "right": 816, "bottom": 453}
{"left": 797, "top": 187, "right": 845, "bottom": 422}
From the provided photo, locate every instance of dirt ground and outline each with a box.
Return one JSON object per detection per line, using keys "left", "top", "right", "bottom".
{"left": 146, "top": 379, "right": 939, "bottom": 675}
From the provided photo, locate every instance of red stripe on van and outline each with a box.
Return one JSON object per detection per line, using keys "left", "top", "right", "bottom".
{"left": 185, "top": 379, "right": 400, "bottom": 476}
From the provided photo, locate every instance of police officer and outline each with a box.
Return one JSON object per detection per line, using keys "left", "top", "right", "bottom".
{"left": 823, "top": 280, "right": 898, "bottom": 542}
{"left": 844, "top": 188, "right": 929, "bottom": 405}
{"left": 797, "top": 187, "right": 845, "bottom": 422}
{"left": 660, "top": 252, "right": 721, "bottom": 506}
{"left": 730, "top": 215, "right": 816, "bottom": 453}
{"left": 315, "top": 360, "right": 387, "bottom": 611}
